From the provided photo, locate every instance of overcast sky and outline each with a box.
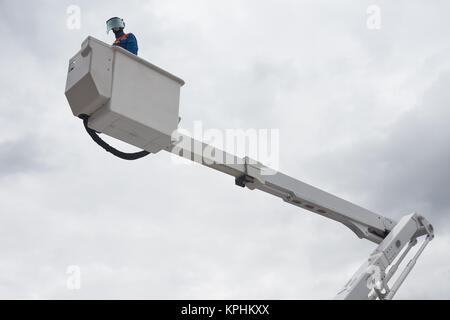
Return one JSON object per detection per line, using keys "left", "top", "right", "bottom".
{"left": 0, "top": 0, "right": 449, "bottom": 299}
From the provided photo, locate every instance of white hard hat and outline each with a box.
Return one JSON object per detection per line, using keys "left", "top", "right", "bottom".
{"left": 106, "top": 17, "right": 125, "bottom": 34}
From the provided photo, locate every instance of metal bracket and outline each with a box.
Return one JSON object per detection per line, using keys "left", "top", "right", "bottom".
{"left": 235, "top": 174, "right": 255, "bottom": 188}
{"left": 235, "top": 156, "right": 256, "bottom": 188}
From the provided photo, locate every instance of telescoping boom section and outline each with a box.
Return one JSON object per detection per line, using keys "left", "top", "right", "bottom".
{"left": 65, "top": 37, "right": 435, "bottom": 299}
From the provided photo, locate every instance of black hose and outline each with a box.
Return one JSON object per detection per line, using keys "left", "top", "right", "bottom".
{"left": 78, "top": 114, "right": 150, "bottom": 160}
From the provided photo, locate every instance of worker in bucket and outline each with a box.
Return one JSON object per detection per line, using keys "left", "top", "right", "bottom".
{"left": 106, "top": 17, "right": 138, "bottom": 55}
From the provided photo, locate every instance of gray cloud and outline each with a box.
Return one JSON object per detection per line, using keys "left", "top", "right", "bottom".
{"left": 0, "top": 0, "right": 449, "bottom": 299}
{"left": 0, "top": 137, "right": 52, "bottom": 179}
{"left": 302, "top": 70, "right": 450, "bottom": 227}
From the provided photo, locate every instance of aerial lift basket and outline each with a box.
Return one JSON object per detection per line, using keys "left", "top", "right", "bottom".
{"left": 65, "top": 36, "right": 185, "bottom": 154}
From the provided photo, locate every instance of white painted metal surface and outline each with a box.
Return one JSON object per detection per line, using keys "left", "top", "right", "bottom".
{"left": 65, "top": 36, "right": 185, "bottom": 153}
{"left": 335, "top": 213, "right": 434, "bottom": 300}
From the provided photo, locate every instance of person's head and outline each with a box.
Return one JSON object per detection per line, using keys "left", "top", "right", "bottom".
{"left": 106, "top": 17, "right": 125, "bottom": 35}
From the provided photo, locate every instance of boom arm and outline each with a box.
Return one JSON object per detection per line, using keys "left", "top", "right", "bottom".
{"left": 64, "top": 37, "right": 434, "bottom": 299}
{"left": 165, "top": 134, "right": 434, "bottom": 299}
{"left": 335, "top": 213, "right": 434, "bottom": 299}
{"left": 167, "top": 134, "right": 396, "bottom": 244}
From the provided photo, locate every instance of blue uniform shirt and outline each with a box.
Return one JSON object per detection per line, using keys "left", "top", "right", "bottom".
{"left": 113, "top": 31, "right": 138, "bottom": 55}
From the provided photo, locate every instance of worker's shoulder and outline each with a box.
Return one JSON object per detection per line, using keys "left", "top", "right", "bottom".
{"left": 126, "top": 32, "right": 137, "bottom": 39}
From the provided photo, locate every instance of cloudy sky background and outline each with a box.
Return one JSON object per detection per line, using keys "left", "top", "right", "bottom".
{"left": 0, "top": 0, "right": 449, "bottom": 299}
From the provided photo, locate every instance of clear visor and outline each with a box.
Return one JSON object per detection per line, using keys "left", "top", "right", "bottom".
{"left": 106, "top": 18, "right": 125, "bottom": 34}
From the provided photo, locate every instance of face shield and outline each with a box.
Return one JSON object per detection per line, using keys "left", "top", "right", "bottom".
{"left": 106, "top": 17, "right": 125, "bottom": 34}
